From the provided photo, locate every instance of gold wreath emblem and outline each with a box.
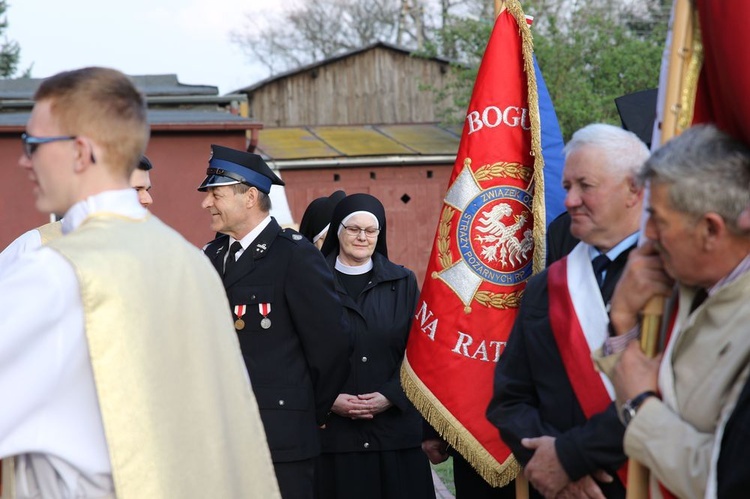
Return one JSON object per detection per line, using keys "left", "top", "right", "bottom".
{"left": 474, "top": 290, "right": 524, "bottom": 310}
{"left": 434, "top": 157, "right": 529, "bottom": 311}
{"left": 474, "top": 161, "right": 530, "bottom": 182}
{"left": 437, "top": 205, "right": 455, "bottom": 269}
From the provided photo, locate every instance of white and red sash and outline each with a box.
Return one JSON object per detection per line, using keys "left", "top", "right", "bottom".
{"left": 548, "top": 242, "right": 614, "bottom": 409}
{"left": 548, "top": 243, "right": 627, "bottom": 485}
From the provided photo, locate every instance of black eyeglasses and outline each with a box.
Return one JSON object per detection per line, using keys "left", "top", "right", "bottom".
{"left": 21, "top": 133, "right": 77, "bottom": 158}
{"left": 341, "top": 224, "right": 380, "bottom": 238}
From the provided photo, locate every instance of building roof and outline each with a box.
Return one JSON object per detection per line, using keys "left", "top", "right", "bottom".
{"left": 257, "top": 123, "right": 461, "bottom": 169}
{"left": 232, "top": 41, "right": 453, "bottom": 95}
{"left": 0, "top": 74, "right": 260, "bottom": 131}
{"left": 0, "top": 74, "right": 219, "bottom": 100}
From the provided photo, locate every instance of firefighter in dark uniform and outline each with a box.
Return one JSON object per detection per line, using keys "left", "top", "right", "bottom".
{"left": 197, "top": 145, "right": 351, "bottom": 499}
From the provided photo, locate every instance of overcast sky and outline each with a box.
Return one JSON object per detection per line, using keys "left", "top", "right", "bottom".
{"left": 6, "top": 0, "right": 282, "bottom": 94}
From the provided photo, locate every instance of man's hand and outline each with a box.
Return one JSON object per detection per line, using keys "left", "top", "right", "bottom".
{"left": 609, "top": 240, "right": 673, "bottom": 334}
{"left": 421, "top": 437, "right": 449, "bottom": 464}
{"left": 522, "top": 436, "right": 569, "bottom": 498}
{"left": 612, "top": 341, "right": 661, "bottom": 402}
{"left": 555, "top": 472, "right": 611, "bottom": 499}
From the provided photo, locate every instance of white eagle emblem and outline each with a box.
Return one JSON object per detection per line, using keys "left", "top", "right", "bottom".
{"left": 473, "top": 203, "right": 533, "bottom": 267}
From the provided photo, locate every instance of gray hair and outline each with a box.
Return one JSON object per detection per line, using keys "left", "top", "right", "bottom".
{"left": 639, "top": 124, "right": 750, "bottom": 233}
{"left": 564, "top": 123, "right": 650, "bottom": 184}
{"left": 230, "top": 183, "right": 273, "bottom": 212}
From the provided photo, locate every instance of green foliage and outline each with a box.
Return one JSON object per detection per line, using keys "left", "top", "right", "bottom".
{"left": 417, "top": 15, "right": 492, "bottom": 124}
{"left": 432, "top": 457, "right": 456, "bottom": 495}
{"left": 533, "top": 2, "right": 668, "bottom": 139}
{"left": 425, "top": 0, "right": 668, "bottom": 140}
{"left": 0, "top": 0, "right": 23, "bottom": 78}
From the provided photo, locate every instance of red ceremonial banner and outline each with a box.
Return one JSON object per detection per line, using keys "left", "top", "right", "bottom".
{"left": 693, "top": 0, "right": 750, "bottom": 146}
{"left": 401, "top": 1, "right": 549, "bottom": 487}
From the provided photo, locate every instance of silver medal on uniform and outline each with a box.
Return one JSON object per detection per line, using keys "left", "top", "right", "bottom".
{"left": 259, "top": 303, "right": 272, "bottom": 330}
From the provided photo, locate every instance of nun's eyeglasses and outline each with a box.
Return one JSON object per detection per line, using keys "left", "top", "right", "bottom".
{"left": 341, "top": 224, "right": 380, "bottom": 238}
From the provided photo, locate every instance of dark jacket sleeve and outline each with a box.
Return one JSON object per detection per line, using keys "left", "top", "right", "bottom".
{"left": 555, "top": 403, "right": 626, "bottom": 480}
{"left": 285, "top": 243, "right": 352, "bottom": 424}
{"left": 718, "top": 375, "right": 750, "bottom": 497}
{"left": 378, "top": 271, "right": 419, "bottom": 412}
{"left": 487, "top": 273, "right": 626, "bottom": 481}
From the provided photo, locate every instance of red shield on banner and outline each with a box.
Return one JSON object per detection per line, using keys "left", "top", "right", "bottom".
{"left": 401, "top": 2, "right": 549, "bottom": 487}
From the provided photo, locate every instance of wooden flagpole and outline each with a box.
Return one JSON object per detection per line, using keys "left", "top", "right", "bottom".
{"left": 626, "top": 1, "right": 695, "bottom": 498}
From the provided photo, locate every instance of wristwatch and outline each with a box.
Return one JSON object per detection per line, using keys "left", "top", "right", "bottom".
{"left": 621, "top": 390, "right": 658, "bottom": 426}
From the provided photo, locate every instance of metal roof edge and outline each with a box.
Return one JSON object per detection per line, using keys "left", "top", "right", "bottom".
{"left": 0, "top": 94, "right": 248, "bottom": 111}
{"left": 150, "top": 122, "right": 261, "bottom": 132}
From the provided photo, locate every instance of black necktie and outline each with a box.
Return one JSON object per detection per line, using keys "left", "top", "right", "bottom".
{"left": 592, "top": 254, "right": 611, "bottom": 289}
{"left": 224, "top": 241, "right": 242, "bottom": 276}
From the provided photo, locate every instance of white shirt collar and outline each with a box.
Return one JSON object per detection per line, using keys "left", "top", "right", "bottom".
{"left": 587, "top": 231, "right": 639, "bottom": 261}
{"left": 61, "top": 189, "right": 147, "bottom": 235}
{"left": 229, "top": 215, "right": 273, "bottom": 255}
{"left": 335, "top": 256, "right": 373, "bottom": 275}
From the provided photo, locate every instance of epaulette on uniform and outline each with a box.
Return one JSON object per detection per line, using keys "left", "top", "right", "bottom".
{"left": 203, "top": 234, "right": 229, "bottom": 252}
{"left": 279, "top": 228, "right": 306, "bottom": 244}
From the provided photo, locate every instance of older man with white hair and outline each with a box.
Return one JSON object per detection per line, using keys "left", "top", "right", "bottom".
{"left": 487, "top": 123, "right": 650, "bottom": 499}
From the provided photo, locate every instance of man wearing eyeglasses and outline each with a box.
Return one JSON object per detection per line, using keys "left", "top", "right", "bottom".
{"left": 0, "top": 155, "right": 154, "bottom": 267}
{"left": 0, "top": 67, "right": 281, "bottom": 498}
{"left": 198, "top": 145, "right": 351, "bottom": 499}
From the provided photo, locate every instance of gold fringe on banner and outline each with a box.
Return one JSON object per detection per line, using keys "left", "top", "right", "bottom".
{"left": 504, "top": 0, "right": 546, "bottom": 275}
{"left": 401, "top": 356, "right": 521, "bottom": 487}
{"left": 401, "top": 0, "right": 549, "bottom": 487}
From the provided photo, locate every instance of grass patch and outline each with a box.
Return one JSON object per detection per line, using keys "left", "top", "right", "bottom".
{"left": 432, "top": 457, "right": 455, "bottom": 495}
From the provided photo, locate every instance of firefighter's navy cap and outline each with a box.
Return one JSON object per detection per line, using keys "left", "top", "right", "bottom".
{"left": 197, "top": 144, "right": 284, "bottom": 194}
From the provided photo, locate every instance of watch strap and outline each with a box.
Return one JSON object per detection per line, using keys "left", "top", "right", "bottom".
{"left": 621, "top": 390, "right": 658, "bottom": 426}
{"left": 629, "top": 390, "right": 658, "bottom": 411}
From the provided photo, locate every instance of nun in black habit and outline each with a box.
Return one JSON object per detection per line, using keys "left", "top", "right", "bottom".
{"left": 317, "top": 193, "right": 435, "bottom": 499}
{"left": 298, "top": 190, "right": 346, "bottom": 249}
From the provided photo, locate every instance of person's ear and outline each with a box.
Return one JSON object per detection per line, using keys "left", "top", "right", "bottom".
{"left": 73, "top": 137, "right": 96, "bottom": 172}
{"left": 244, "top": 186, "right": 258, "bottom": 208}
{"left": 625, "top": 177, "right": 643, "bottom": 208}
{"left": 702, "top": 212, "right": 726, "bottom": 250}
{"left": 737, "top": 206, "right": 750, "bottom": 231}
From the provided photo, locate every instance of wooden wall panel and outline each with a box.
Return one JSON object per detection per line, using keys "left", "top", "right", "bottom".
{"left": 248, "top": 47, "right": 455, "bottom": 127}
